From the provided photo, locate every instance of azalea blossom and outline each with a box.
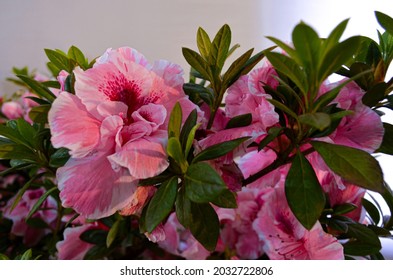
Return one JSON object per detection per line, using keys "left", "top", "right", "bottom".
{"left": 2, "top": 188, "right": 58, "bottom": 246}
{"left": 253, "top": 186, "right": 344, "bottom": 260}
{"left": 56, "top": 223, "right": 102, "bottom": 260}
{"left": 155, "top": 213, "right": 210, "bottom": 260}
{"left": 48, "top": 47, "right": 196, "bottom": 219}
{"left": 217, "top": 187, "right": 270, "bottom": 259}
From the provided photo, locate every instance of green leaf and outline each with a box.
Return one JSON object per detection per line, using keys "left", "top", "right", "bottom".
{"left": 333, "top": 203, "right": 357, "bottom": 215}
{"left": 197, "top": 27, "right": 211, "bottom": 59}
{"left": 225, "top": 113, "right": 252, "bottom": 129}
{"left": 0, "top": 254, "right": 9, "bottom": 260}
{"left": 185, "top": 162, "right": 226, "bottom": 203}
{"left": 323, "top": 19, "right": 349, "bottom": 52}
{"left": 210, "top": 189, "right": 237, "bottom": 208}
{"left": 49, "top": 147, "right": 70, "bottom": 167}
{"left": 41, "top": 80, "right": 60, "bottom": 89}
{"left": 209, "top": 24, "right": 231, "bottom": 72}
{"left": 29, "top": 104, "right": 50, "bottom": 124}
{"left": 299, "top": 112, "right": 331, "bottom": 131}
{"left": 167, "top": 137, "right": 187, "bottom": 173}
{"left": 376, "top": 122, "right": 393, "bottom": 155}
{"left": 362, "top": 198, "right": 381, "bottom": 225}
{"left": 189, "top": 202, "right": 219, "bottom": 251}
{"left": 20, "top": 249, "right": 33, "bottom": 260}
{"left": 145, "top": 177, "right": 178, "bottom": 232}
{"left": 344, "top": 223, "right": 381, "bottom": 255}
{"left": 106, "top": 219, "right": 120, "bottom": 248}
{"left": 182, "top": 83, "right": 214, "bottom": 106}
{"left": 80, "top": 229, "right": 108, "bottom": 245}
{"left": 285, "top": 151, "right": 325, "bottom": 230}
{"left": 45, "top": 49, "right": 73, "bottom": 72}
{"left": 68, "top": 45, "right": 87, "bottom": 69}
{"left": 292, "top": 22, "right": 321, "bottom": 72}
{"left": 26, "top": 217, "right": 49, "bottom": 229}
{"left": 375, "top": 11, "right": 393, "bottom": 36}
{"left": 16, "top": 118, "right": 37, "bottom": 147}
{"left": 168, "top": 102, "right": 182, "bottom": 138}
{"left": 9, "top": 175, "right": 39, "bottom": 212}
{"left": 175, "top": 187, "right": 192, "bottom": 228}
{"left": 266, "top": 36, "right": 298, "bottom": 61}
{"left": 16, "top": 75, "right": 56, "bottom": 102}
{"left": 222, "top": 48, "right": 253, "bottom": 87}
{"left": 26, "top": 187, "right": 58, "bottom": 220}
{"left": 182, "top": 48, "right": 212, "bottom": 80}
{"left": 192, "top": 137, "right": 249, "bottom": 163}
{"left": 258, "top": 126, "right": 283, "bottom": 151}
{"left": 184, "top": 124, "right": 200, "bottom": 159}
{"left": 267, "top": 98, "right": 299, "bottom": 120}
{"left": 318, "top": 36, "right": 362, "bottom": 83}
{"left": 0, "top": 141, "right": 37, "bottom": 161}
{"left": 265, "top": 52, "right": 307, "bottom": 94}
{"left": 179, "top": 109, "right": 197, "bottom": 150}
{"left": 83, "top": 244, "right": 108, "bottom": 260}
{"left": 311, "top": 141, "right": 384, "bottom": 193}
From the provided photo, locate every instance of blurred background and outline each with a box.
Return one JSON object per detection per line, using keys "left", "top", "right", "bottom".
{"left": 1, "top": 0, "right": 393, "bottom": 252}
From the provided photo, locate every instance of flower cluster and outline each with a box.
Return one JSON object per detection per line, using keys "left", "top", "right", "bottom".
{"left": 0, "top": 11, "right": 393, "bottom": 260}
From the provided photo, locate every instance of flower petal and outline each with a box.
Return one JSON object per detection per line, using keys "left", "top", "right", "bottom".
{"left": 108, "top": 138, "right": 169, "bottom": 179}
{"left": 48, "top": 92, "right": 101, "bottom": 158}
{"left": 57, "top": 153, "right": 136, "bottom": 219}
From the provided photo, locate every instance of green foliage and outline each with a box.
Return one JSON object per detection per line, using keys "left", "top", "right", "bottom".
{"left": 285, "top": 151, "right": 325, "bottom": 230}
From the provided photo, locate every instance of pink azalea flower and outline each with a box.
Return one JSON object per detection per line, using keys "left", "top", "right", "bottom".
{"left": 2, "top": 188, "right": 58, "bottom": 246}
{"left": 324, "top": 80, "right": 384, "bottom": 153}
{"left": 253, "top": 186, "right": 344, "bottom": 260}
{"left": 156, "top": 213, "right": 210, "bottom": 260}
{"left": 48, "top": 47, "right": 196, "bottom": 219}
{"left": 1, "top": 101, "right": 24, "bottom": 120}
{"left": 217, "top": 188, "right": 271, "bottom": 259}
{"left": 56, "top": 223, "right": 101, "bottom": 260}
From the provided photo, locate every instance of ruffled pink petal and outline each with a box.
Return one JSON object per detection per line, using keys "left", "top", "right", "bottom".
{"left": 56, "top": 224, "right": 98, "bottom": 260}
{"left": 131, "top": 103, "right": 167, "bottom": 131}
{"left": 107, "top": 138, "right": 169, "bottom": 179}
{"left": 48, "top": 92, "right": 101, "bottom": 158}
{"left": 97, "top": 101, "right": 128, "bottom": 119}
{"left": 151, "top": 59, "right": 184, "bottom": 92}
{"left": 57, "top": 152, "right": 136, "bottom": 219}
{"left": 248, "top": 63, "right": 279, "bottom": 96}
{"left": 1, "top": 101, "right": 24, "bottom": 119}
{"left": 330, "top": 106, "right": 384, "bottom": 153}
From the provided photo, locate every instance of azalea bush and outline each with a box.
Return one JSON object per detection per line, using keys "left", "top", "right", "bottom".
{"left": 1, "top": 11, "right": 393, "bottom": 260}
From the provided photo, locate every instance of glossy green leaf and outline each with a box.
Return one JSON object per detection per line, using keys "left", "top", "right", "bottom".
{"left": 376, "top": 122, "right": 393, "bottom": 155}
{"left": 16, "top": 75, "right": 56, "bottom": 102}
{"left": 265, "top": 52, "right": 307, "bottom": 94}
{"left": 210, "top": 189, "right": 237, "bottom": 208}
{"left": 0, "top": 141, "right": 36, "bottom": 161}
{"left": 192, "top": 136, "right": 249, "bottom": 163}
{"left": 209, "top": 24, "right": 231, "bottom": 71}
{"left": 189, "top": 202, "right": 219, "bottom": 251}
{"left": 222, "top": 48, "right": 253, "bottom": 87}
{"left": 167, "top": 137, "right": 187, "bottom": 172}
{"left": 333, "top": 203, "right": 357, "bottom": 215}
{"left": 344, "top": 223, "right": 381, "bottom": 255}
{"left": 182, "top": 83, "right": 214, "bottom": 106}
{"left": 9, "top": 175, "right": 39, "bottom": 212}
{"left": 311, "top": 141, "right": 384, "bottom": 193}
{"left": 292, "top": 22, "right": 321, "bottom": 71}
{"left": 323, "top": 19, "right": 349, "bottom": 52}
{"left": 362, "top": 198, "right": 381, "bottom": 225}
{"left": 68, "top": 45, "right": 87, "bottom": 69}
{"left": 258, "top": 126, "right": 284, "bottom": 151}
{"left": 267, "top": 98, "right": 299, "bottom": 120}
{"left": 26, "top": 187, "right": 58, "bottom": 221}
{"left": 80, "top": 229, "right": 108, "bottom": 245}
{"left": 185, "top": 162, "right": 226, "bottom": 203}
{"left": 45, "top": 49, "right": 73, "bottom": 72}
{"left": 106, "top": 219, "right": 120, "bottom": 248}
{"left": 20, "top": 249, "right": 33, "bottom": 260}
{"left": 16, "top": 118, "right": 37, "bottom": 147}
{"left": 25, "top": 217, "right": 48, "bottom": 229}
{"left": 184, "top": 124, "right": 200, "bottom": 159}
{"left": 145, "top": 177, "right": 178, "bottom": 232}
{"left": 197, "top": 27, "right": 211, "bottom": 59}
{"left": 180, "top": 109, "right": 197, "bottom": 149}
{"left": 318, "top": 36, "right": 362, "bottom": 83}
{"left": 83, "top": 244, "right": 108, "bottom": 260}
{"left": 182, "top": 48, "right": 212, "bottom": 80}
{"left": 376, "top": 11, "right": 393, "bottom": 36}
{"left": 285, "top": 151, "right": 325, "bottom": 230}
{"left": 168, "top": 102, "right": 182, "bottom": 138}
{"left": 29, "top": 104, "right": 50, "bottom": 124}
{"left": 175, "top": 187, "right": 192, "bottom": 228}
{"left": 49, "top": 147, "right": 70, "bottom": 167}
{"left": 299, "top": 112, "right": 331, "bottom": 131}
{"left": 266, "top": 36, "right": 297, "bottom": 61}
{"left": 225, "top": 113, "right": 252, "bottom": 129}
